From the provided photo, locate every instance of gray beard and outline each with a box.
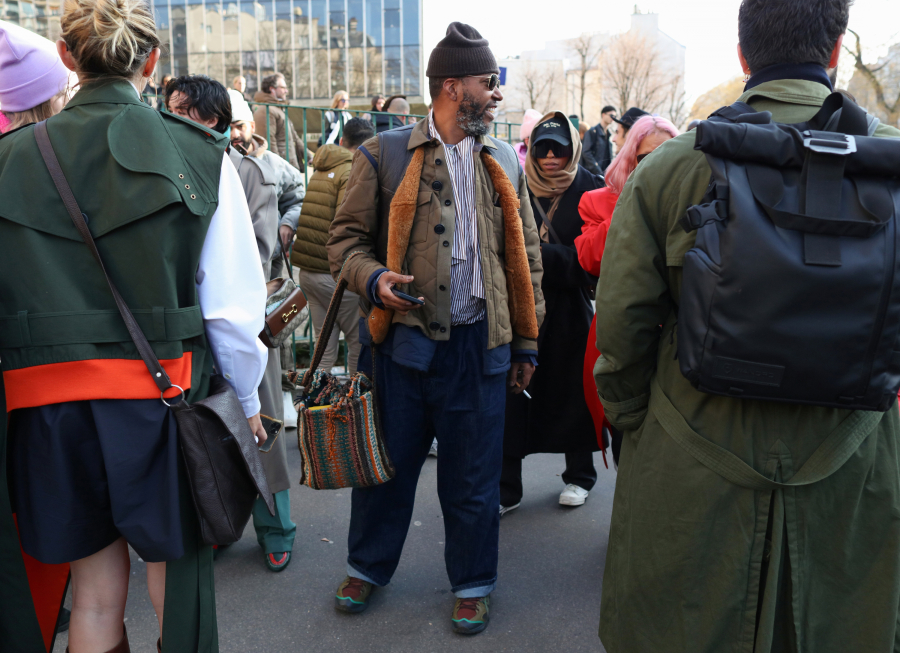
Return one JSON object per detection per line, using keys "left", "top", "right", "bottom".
{"left": 456, "top": 91, "right": 491, "bottom": 137}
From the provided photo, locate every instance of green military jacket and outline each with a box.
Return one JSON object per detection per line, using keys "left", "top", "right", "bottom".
{"left": 595, "top": 79, "right": 900, "bottom": 653}
{"left": 0, "top": 80, "right": 226, "bottom": 411}
{"left": 0, "top": 80, "right": 227, "bottom": 652}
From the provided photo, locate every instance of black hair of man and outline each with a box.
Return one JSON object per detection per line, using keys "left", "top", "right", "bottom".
{"left": 165, "top": 75, "right": 232, "bottom": 134}
{"left": 261, "top": 73, "right": 285, "bottom": 94}
{"left": 601, "top": 105, "right": 617, "bottom": 115}
{"left": 738, "top": 0, "right": 850, "bottom": 72}
{"left": 429, "top": 77, "right": 446, "bottom": 101}
{"left": 342, "top": 117, "right": 375, "bottom": 149}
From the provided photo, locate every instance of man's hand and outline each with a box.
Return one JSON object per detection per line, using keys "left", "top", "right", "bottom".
{"left": 509, "top": 362, "right": 535, "bottom": 394}
{"left": 248, "top": 412, "right": 268, "bottom": 447}
{"left": 376, "top": 271, "right": 424, "bottom": 316}
{"left": 279, "top": 225, "right": 294, "bottom": 254}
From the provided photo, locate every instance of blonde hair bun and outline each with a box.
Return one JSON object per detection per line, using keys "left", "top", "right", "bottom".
{"left": 61, "top": 0, "right": 160, "bottom": 78}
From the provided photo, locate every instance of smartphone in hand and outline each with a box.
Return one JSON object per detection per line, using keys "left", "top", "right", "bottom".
{"left": 391, "top": 287, "right": 425, "bottom": 305}
{"left": 258, "top": 414, "right": 283, "bottom": 453}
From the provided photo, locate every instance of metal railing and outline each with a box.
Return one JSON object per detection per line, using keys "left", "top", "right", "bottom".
{"left": 254, "top": 101, "right": 521, "bottom": 191}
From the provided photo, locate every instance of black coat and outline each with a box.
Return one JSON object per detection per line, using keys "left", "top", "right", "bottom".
{"left": 504, "top": 165, "right": 603, "bottom": 457}
{"left": 581, "top": 124, "right": 614, "bottom": 176}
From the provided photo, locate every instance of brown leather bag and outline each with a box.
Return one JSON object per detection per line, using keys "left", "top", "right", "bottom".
{"left": 259, "top": 245, "right": 308, "bottom": 348}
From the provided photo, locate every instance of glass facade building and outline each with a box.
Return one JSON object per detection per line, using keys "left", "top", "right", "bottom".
{"left": 1, "top": 0, "right": 424, "bottom": 101}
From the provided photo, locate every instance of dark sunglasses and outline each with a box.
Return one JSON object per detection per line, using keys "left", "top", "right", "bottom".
{"left": 532, "top": 140, "right": 573, "bottom": 160}
{"left": 468, "top": 74, "right": 500, "bottom": 91}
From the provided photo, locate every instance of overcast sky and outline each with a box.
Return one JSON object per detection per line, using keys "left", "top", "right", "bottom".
{"left": 423, "top": 0, "right": 899, "bottom": 103}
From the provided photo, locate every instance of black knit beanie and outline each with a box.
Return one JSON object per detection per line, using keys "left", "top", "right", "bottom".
{"left": 426, "top": 22, "right": 499, "bottom": 78}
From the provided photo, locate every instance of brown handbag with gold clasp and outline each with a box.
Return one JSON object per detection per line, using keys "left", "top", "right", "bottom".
{"left": 259, "top": 245, "right": 308, "bottom": 348}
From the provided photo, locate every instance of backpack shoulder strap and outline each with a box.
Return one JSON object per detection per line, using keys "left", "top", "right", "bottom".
{"left": 708, "top": 101, "right": 756, "bottom": 123}
{"left": 807, "top": 92, "right": 870, "bottom": 136}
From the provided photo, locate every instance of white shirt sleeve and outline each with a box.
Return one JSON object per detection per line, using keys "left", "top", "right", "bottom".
{"left": 196, "top": 153, "right": 269, "bottom": 417}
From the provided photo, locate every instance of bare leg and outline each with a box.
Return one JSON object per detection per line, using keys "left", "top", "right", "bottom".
{"left": 68, "top": 537, "right": 130, "bottom": 653}
{"left": 147, "top": 561, "right": 166, "bottom": 638}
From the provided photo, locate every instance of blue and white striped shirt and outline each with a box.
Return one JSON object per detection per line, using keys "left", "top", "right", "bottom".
{"left": 428, "top": 112, "right": 486, "bottom": 326}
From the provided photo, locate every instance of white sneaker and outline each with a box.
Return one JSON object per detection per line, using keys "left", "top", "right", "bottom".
{"left": 428, "top": 438, "right": 438, "bottom": 457}
{"left": 559, "top": 484, "right": 589, "bottom": 507}
{"left": 499, "top": 503, "right": 520, "bottom": 517}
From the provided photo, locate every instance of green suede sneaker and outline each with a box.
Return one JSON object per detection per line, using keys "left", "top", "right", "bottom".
{"left": 451, "top": 595, "right": 491, "bottom": 635}
{"left": 335, "top": 576, "right": 374, "bottom": 613}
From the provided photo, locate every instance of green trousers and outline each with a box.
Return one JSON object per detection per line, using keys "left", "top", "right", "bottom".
{"left": 252, "top": 489, "right": 296, "bottom": 554}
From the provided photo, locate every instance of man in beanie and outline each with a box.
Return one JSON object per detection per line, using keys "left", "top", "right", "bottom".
{"left": 167, "top": 75, "right": 305, "bottom": 573}
{"left": 327, "top": 22, "right": 544, "bottom": 635}
{"left": 0, "top": 20, "right": 71, "bottom": 133}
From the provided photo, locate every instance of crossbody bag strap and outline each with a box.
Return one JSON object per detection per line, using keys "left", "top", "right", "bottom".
{"left": 34, "top": 121, "right": 180, "bottom": 403}
{"left": 279, "top": 239, "right": 292, "bottom": 276}
{"left": 531, "top": 194, "right": 563, "bottom": 245}
{"left": 300, "top": 250, "right": 367, "bottom": 389}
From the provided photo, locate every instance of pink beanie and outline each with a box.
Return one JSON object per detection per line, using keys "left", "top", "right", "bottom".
{"left": 0, "top": 20, "right": 70, "bottom": 112}
{"left": 519, "top": 109, "right": 542, "bottom": 142}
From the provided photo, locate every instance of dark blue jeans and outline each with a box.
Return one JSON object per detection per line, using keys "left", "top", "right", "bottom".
{"left": 347, "top": 322, "right": 507, "bottom": 597}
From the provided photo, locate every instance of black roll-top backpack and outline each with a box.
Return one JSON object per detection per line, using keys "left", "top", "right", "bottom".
{"left": 678, "top": 93, "right": 900, "bottom": 412}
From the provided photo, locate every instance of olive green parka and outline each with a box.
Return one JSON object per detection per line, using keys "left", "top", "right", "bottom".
{"left": 595, "top": 78, "right": 900, "bottom": 653}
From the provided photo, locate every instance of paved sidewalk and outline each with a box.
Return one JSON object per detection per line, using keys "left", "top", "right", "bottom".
{"left": 53, "top": 434, "right": 614, "bottom": 653}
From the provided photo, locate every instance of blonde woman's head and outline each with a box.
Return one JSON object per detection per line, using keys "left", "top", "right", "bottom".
{"left": 331, "top": 90, "right": 349, "bottom": 109}
{"left": 59, "top": 0, "right": 160, "bottom": 81}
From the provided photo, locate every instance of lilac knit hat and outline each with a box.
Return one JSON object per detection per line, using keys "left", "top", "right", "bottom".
{"left": 0, "top": 20, "right": 70, "bottom": 112}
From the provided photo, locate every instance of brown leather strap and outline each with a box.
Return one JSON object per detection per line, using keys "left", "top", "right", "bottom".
{"left": 300, "top": 251, "right": 366, "bottom": 389}
{"left": 34, "top": 121, "right": 177, "bottom": 398}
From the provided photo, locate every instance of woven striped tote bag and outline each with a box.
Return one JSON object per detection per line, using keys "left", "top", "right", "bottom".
{"left": 293, "top": 252, "right": 395, "bottom": 490}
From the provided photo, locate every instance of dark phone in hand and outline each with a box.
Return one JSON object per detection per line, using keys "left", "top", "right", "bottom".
{"left": 391, "top": 287, "right": 425, "bottom": 305}
{"left": 258, "top": 415, "right": 283, "bottom": 453}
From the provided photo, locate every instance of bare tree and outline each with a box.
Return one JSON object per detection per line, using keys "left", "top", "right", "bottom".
{"left": 664, "top": 73, "right": 688, "bottom": 129}
{"left": 567, "top": 33, "right": 605, "bottom": 119}
{"left": 602, "top": 31, "right": 670, "bottom": 118}
{"left": 519, "top": 61, "right": 557, "bottom": 114}
{"left": 844, "top": 29, "right": 900, "bottom": 126}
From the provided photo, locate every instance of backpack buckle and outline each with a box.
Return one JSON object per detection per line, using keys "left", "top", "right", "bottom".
{"left": 681, "top": 200, "right": 727, "bottom": 233}
{"left": 802, "top": 131, "right": 857, "bottom": 156}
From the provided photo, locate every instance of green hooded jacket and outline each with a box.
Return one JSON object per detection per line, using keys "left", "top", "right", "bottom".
{"left": 595, "top": 78, "right": 900, "bottom": 653}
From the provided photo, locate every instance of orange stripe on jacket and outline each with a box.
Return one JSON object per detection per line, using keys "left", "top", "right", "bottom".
{"left": 3, "top": 354, "right": 192, "bottom": 412}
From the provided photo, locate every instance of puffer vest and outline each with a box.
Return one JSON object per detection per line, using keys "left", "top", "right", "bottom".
{"left": 0, "top": 80, "right": 228, "bottom": 411}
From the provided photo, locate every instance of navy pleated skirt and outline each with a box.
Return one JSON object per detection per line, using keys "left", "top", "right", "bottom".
{"left": 8, "top": 398, "right": 184, "bottom": 564}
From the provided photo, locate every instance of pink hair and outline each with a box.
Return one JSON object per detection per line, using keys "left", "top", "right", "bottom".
{"left": 604, "top": 115, "right": 680, "bottom": 195}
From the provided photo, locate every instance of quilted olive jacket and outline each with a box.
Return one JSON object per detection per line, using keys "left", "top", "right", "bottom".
{"left": 291, "top": 144, "right": 352, "bottom": 273}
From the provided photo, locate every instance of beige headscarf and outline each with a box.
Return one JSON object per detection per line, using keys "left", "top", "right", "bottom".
{"left": 524, "top": 111, "right": 582, "bottom": 240}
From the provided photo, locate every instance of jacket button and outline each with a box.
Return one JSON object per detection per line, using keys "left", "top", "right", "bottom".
{"left": 440, "top": 327, "right": 447, "bottom": 333}
{"left": 439, "top": 285, "right": 446, "bottom": 291}
{"left": 432, "top": 180, "right": 443, "bottom": 191}
{"left": 443, "top": 241, "right": 450, "bottom": 247}
{"left": 436, "top": 158, "right": 443, "bottom": 166}
{"left": 429, "top": 322, "right": 440, "bottom": 331}
{"left": 444, "top": 199, "right": 452, "bottom": 207}
{"left": 434, "top": 224, "right": 445, "bottom": 234}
